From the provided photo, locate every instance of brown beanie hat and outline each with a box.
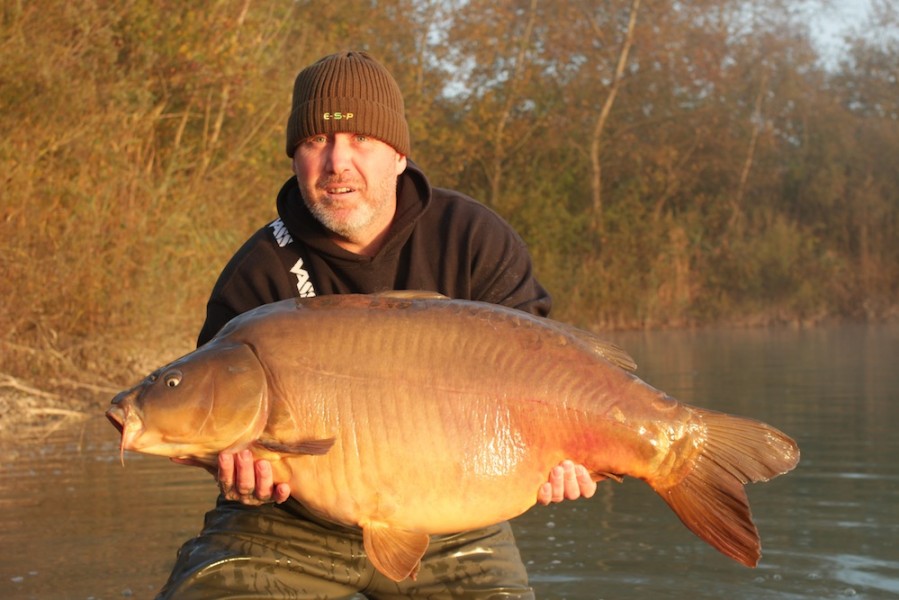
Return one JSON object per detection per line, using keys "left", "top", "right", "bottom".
{"left": 285, "top": 51, "right": 410, "bottom": 157}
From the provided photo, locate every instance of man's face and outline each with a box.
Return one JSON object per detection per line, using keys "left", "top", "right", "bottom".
{"left": 292, "top": 132, "right": 407, "bottom": 252}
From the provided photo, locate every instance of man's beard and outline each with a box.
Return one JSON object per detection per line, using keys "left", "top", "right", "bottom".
{"left": 301, "top": 176, "right": 395, "bottom": 241}
{"left": 305, "top": 195, "right": 377, "bottom": 238}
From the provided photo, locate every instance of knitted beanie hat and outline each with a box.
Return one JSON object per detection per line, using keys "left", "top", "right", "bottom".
{"left": 285, "top": 51, "right": 410, "bottom": 157}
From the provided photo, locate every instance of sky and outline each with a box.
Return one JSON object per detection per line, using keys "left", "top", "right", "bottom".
{"left": 805, "top": 0, "right": 873, "bottom": 66}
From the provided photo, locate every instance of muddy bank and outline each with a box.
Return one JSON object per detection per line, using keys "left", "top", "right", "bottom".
{"left": 0, "top": 385, "right": 98, "bottom": 440}
{"left": 0, "top": 333, "right": 194, "bottom": 441}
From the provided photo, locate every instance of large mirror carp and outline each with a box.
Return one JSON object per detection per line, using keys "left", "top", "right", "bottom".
{"left": 107, "top": 292, "right": 799, "bottom": 582}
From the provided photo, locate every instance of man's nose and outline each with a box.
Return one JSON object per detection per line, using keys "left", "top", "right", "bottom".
{"left": 325, "top": 134, "right": 354, "bottom": 173}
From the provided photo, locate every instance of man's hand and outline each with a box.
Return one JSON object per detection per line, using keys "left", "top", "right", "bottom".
{"left": 176, "top": 453, "right": 593, "bottom": 506}
{"left": 172, "top": 450, "right": 291, "bottom": 505}
{"left": 537, "top": 460, "right": 600, "bottom": 505}
{"left": 218, "top": 450, "right": 291, "bottom": 505}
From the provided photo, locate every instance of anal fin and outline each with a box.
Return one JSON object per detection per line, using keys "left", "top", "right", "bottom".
{"left": 362, "top": 523, "right": 430, "bottom": 582}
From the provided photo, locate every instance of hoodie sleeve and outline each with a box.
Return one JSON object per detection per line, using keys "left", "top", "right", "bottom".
{"left": 469, "top": 215, "right": 552, "bottom": 317}
{"left": 197, "top": 227, "right": 298, "bottom": 346}
{"left": 430, "top": 190, "right": 551, "bottom": 317}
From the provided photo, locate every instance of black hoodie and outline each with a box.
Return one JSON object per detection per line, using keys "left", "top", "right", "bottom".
{"left": 197, "top": 161, "right": 551, "bottom": 346}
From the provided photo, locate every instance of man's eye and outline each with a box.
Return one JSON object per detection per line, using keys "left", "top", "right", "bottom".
{"left": 354, "top": 135, "right": 368, "bottom": 143}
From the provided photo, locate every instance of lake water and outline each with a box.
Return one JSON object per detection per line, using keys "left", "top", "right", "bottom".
{"left": 2, "top": 324, "right": 897, "bottom": 599}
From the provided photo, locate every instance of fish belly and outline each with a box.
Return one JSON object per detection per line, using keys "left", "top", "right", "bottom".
{"left": 240, "top": 300, "right": 662, "bottom": 534}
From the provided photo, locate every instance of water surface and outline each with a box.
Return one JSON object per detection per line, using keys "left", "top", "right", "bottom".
{"left": 2, "top": 324, "right": 897, "bottom": 599}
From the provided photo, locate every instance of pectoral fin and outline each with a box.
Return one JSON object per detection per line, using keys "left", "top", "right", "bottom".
{"left": 596, "top": 471, "right": 624, "bottom": 483}
{"left": 257, "top": 436, "right": 336, "bottom": 455}
{"left": 362, "top": 523, "right": 430, "bottom": 582}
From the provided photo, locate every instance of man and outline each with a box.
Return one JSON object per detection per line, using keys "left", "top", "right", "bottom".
{"left": 159, "top": 51, "right": 597, "bottom": 599}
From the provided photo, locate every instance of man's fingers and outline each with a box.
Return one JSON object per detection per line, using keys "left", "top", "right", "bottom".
{"left": 560, "top": 460, "right": 579, "bottom": 500}
{"left": 234, "top": 449, "right": 256, "bottom": 497}
{"left": 217, "top": 452, "right": 236, "bottom": 495}
{"left": 215, "top": 451, "right": 290, "bottom": 505}
{"left": 536, "top": 481, "right": 553, "bottom": 506}
{"left": 254, "top": 458, "right": 274, "bottom": 502}
{"left": 575, "top": 465, "right": 597, "bottom": 499}
{"left": 272, "top": 483, "right": 292, "bottom": 504}
{"left": 537, "top": 461, "right": 600, "bottom": 505}
{"left": 550, "top": 464, "right": 566, "bottom": 503}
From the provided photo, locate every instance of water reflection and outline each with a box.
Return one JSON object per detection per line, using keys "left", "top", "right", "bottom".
{"left": 2, "top": 325, "right": 897, "bottom": 599}
{"left": 1, "top": 418, "right": 214, "bottom": 599}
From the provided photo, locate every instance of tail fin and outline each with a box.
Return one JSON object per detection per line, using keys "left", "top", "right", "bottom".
{"left": 653, "top": 409, "right": 799, "bottom": 567}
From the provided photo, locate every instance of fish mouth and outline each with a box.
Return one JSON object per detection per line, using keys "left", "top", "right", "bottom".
{"left": 106, "top": 406, "right": 125, "bottom": 434}
{"left": 106, "top": 400, "right": 142, "bottom": 466}
{"left": 106, "top": 405, "right": 128, "bottom": 465}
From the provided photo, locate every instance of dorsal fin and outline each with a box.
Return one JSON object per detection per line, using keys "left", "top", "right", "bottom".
{"left": 547, "top": 320, "right": 637, "bottom": 371}
{"left": 373, "top": 290, "right": 450, "bottom": 300}
{"left": 373, "top": 292, "right": 637, "bottom": 371}
{"left": 575, "top": 334, "right": 637, "bottom": 372}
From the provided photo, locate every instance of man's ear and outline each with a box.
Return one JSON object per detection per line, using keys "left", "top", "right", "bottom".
{"left": 396, "top": 154, "right": 407, "bottom": 175}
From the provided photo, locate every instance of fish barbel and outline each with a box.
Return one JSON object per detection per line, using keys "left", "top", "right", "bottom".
{"left": 106, "top": 292, "right": 799, "bottom": 582}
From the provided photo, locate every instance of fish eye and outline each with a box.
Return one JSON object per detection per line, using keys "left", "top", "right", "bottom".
{"left": 163, "top": 370, "right": 182, "bottom": 388}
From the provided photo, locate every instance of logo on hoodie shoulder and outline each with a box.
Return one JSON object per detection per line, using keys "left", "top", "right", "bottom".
{"left": 290, "top": 258, "right": 316, "bottom": 298}
{"left": 269, "top": 218, "right": 315, "bottom": 297}
{"left": 269, "top": 218, "right": 293, "bottom": 247}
